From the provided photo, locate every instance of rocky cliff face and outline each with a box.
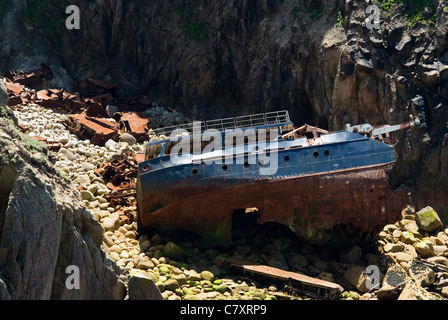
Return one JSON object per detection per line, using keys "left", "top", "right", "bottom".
{"left": 0, "top": 102, "right": 126, "bottom": 299}
{"left": 0, "top": 1, "right": 447, "bottom": 218}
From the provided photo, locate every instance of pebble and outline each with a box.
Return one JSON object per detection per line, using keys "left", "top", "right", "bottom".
{"left": 200, "top": 270, "right": 215, "bottom": 282}
{"left": 103, "top": 214, "right": 120, "bottom": 232}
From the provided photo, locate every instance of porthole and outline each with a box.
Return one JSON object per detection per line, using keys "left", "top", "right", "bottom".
{"left": 284, "top": 156, "right": 290, "bottom": 161}
{"left": 192, "top": 168, "right": 198, "bottom": 174}
{"left": 142, "top": 164, "right": 150, "bottom": 172}
{"left": 222, "top": 165, "right": 228, "bottom": 171}
{"left": 313, "top": 151, "right": 319, "bottom": 158}
{"left": 324, "top": 150, "right": 330, "bottom": 156}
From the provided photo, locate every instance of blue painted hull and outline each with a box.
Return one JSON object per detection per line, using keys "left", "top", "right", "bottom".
{"left": 137, "top": 130, "right": 403, "bottom": 246}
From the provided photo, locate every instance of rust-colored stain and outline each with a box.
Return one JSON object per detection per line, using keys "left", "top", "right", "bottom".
{"left": 115, "top": 112, "right": 151, "bottom": 142}
{"left": 64, "top": 114, "right": 119, "bottom": 146}
{"left": 95, "top": 158, "right": 138, "bottom": 190}
{"left": 138, "top": 163, "right": 403, "bottom": 247}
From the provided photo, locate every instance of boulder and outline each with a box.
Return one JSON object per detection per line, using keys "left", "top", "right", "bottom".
{"left": 134, "top": 256, "right": 155, "bottom": 270}
{"left": 102, "top": 214, "right": 120, "bottom": 232}
{"left": 287, "top": 253, "right": 309, "bottom": 270}
{"left": 403, "top": 244, "right": 419, "bottom": 259}
{"left": 57, "top": 147, "right": 76, "bottom": 161}
{"left": 162, "top": 241, "right": 184, "bottom": 260}
{"left": 185, "top": 270, "right": 202, "bottom": 281}
{"left": 150, "top": 234, "right": 162, "bottom": 244}
{"left": 383, "top": 243, "right": 403, "bottom": 253}
{"left": 119, "top": 133, "right": 137, "bottom": 145}
{"left": 426, "top": 256, "right": 448, "bottom": 267}
{"left": 80, "top": 190, "right": 94, "bottom": 201}
{"left": 399, "top": 219, "right": 420, "bottom": 233}
{"left": 0, "top": 78, "right": 8, "bottom": 106}
{"left": 398, "top": 281, "right": 443, "bottom": 300}
{"left": 106, "top": 105, "right": 119, "bottom": 117}
{"left": 407, "top": 259, "right": 435, "bottom": 287}
{"left": 339, "top": 245, "right": 363, "bottom": 264}
{"left": 73, "top": 174, "right": 91, "bottom": 188}
{"left": 164, "top": 279, "right": 180, "bottom": 291}
{"left": 214, "top": 283, "right": 228, "bottom": 294}
{"left": 415, "top": 207, "right": 443, "bottom": 233}
{"left": 436, "top": 231, "right": 448, "bottom": 244}
{"left": 128, "top": 274, "right": 163, "bottom": 300}
{"left": 433, "top": 245, "right": 448, "bottom": 256}
{"left": 343, "top": 266, "right": 383, "bottom": 293}
{"left": 171, "top": 274, "right": 187, "bottom": 286}
{"left": 400, "top": 231, "right": 417, "bottom": 244}
{"left": 105, "top": 139, "right": 119, "bottom": 151}
{"left": 391, "top": 252, "right": 413, "bottom": 264}
{"left": 200, "top": 270, "right": 215, "bottom": 282}
{"left": 414, "top": 239, "right": 435, "bottom": 258}
{"left": 265, "top": 251, "right": 289, "bottom": 270}
{"left": 376, "top": 264, "right": 408, "bottom": 299}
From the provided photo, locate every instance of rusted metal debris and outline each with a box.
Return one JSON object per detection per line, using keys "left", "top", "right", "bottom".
{"left": 5, "top": 80, "right": 31, "bottom": 107}
{"left": 115, "top": 112, "right": 151, "bottom": 143}
{"left": 30, "top": 136, "right": 62, "bottom": 151}
{"left": 3, "top": 64, "right": 86, "bottom": 111}
{"left": 66, "top": 78, "right": 153, "bottom": 143}
{"left": 63, "top": 111, "right": 151, "bottom": 145}
{"left": 4, "top": 62, "right": 53, "bottom": 86}
{"left": 95, "top": 158, "right": 138, "bottom": 191}
{"left": 73, "top": 77, "right": 117, "bottom": 99}
{"left": 63, "top": 114, "right": 119, "bottom": 146}
{"left": 35, "top": 88, "right": 84, "bottom": 111}
{"left": 131, "top": 152, "right": 145, "bottom": 164}
{"left": 3, "top": 64, "right": 155, "bottom": 147}
{"left": 108, "top": 190, "right": 137, "bottom": 213}
{"left": 95, "top": 158, "right": 139, "bottom": 215}
{"left": 225, "top": 258, "right": 344, "bottom": 300}
{"left": 85, "top": 103, "right": 110, "bottom": 118}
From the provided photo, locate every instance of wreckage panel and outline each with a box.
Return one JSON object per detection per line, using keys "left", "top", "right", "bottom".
{"left": 116, "top": 112, "right": 150, "bottom": 142}
{"left": 64, "top": 114, "right": 119, "bottom": 146}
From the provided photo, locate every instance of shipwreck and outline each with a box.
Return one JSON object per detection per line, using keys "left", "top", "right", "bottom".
{"left": 136, "top": 110, "right": 420, "bottom": 247}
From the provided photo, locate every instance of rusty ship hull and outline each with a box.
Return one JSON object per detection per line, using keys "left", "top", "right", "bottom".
{"left": 136, "top": 111, "right": 408, "bottom": 246}
{"left": 138, "top": 161, "right": 402, "bottom": 246}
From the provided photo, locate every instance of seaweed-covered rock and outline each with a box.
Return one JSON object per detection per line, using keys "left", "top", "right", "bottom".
{"left": 416, "top": 207, "right": 443, "bottom": 233}
{"left": 414, "top": 239, "right": 435, "bottom": 258}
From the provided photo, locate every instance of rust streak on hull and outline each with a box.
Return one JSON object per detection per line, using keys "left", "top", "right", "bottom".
{"left": 138, "top": 162, "right": 403, "bottom": 247}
